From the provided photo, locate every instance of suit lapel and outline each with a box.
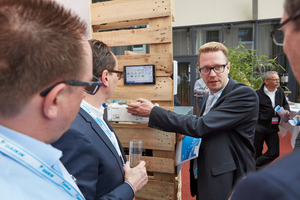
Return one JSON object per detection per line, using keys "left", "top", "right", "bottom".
{"left": 78, "top": 108, "right": 125, "bottom": 175}
{"left": 200, "top": 94, "right": 208, "bottom": 116}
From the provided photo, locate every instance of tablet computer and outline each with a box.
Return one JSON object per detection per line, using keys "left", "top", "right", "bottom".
{"left": 124, "top": 64, "right": 156, "bottom": 85}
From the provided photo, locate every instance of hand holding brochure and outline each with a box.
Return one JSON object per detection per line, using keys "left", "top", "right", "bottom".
{"left": 274, "top": 105, "right": 289, "bottom": 122}
{"left": 175, "top": 136, "right": 201, "bottom": 166}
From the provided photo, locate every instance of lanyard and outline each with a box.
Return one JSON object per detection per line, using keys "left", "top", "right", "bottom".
{"left": 80, "top": 101, "right": 125, "bottom": 165}
{"left": 209, "top": 88, "right": 224, "bottom": 107}
{"left": 0, "top": 134, "right": 84, "bottom": 200}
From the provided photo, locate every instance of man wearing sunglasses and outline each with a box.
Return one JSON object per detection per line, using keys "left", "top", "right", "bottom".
{"left": 0, "top": 0, "right": 96, "bottom": 199}
{"left": 127, "top": 42, "right": 259, "bottom": 200}
{"left": 52, "top": 39, "right": 148, "bottom": 200}
{"left": 231, "top": 0, "right": 300, "bottom": 199}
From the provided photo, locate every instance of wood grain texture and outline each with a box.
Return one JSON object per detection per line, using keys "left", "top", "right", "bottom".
{"left": 92, "top": 26, "right": 172, "bottom": 47}
{"left": 91, "top": 0, "right": 171, "bottom": 25}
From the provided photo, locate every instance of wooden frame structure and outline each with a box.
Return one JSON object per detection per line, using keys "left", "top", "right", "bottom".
{"left": 91, "top": 0, "right": 177, "bottom": 199}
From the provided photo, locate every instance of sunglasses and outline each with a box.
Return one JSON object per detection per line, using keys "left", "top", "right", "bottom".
{"left": 40, "top": 76, "right": 102, "bottom": 97}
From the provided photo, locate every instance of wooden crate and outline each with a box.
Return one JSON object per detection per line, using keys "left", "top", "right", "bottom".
{"left": 90, "top": 0, "right": 177, "bottom": 199}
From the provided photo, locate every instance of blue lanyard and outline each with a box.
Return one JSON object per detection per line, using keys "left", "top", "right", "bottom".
{"left": 0, "top": 134, "right": 85, "bottom": 200}
{"left": 80, "top": 101, "right": 124, "bottom": 165}
{"left": 209, "top": 88, "right": 224, "bottom": 107}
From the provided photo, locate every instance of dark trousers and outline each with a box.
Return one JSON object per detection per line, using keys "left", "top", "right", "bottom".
{"left": 254, "top": 129, "right": 279, "bottom": 170}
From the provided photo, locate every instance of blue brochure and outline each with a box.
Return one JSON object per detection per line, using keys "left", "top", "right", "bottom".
{"left": 175, "top": 136, "right": 201, "bottom": 166}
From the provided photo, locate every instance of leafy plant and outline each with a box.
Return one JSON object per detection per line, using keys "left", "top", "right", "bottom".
{"left": 228, "top": 43, "right": 283, "bottom": 90}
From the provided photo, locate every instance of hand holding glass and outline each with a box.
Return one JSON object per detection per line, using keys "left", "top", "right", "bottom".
{"left": 129, "top": 140, "right": 143, "bottom": 168}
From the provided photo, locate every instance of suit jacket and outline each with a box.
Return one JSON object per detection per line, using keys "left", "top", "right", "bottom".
{"left": 255, "top": 85, "right": 290, "bottom": 132}
{"left": 148, "top": 78, "right": 259, "bottom": 200}
{"left": 52, "top": 108, "right": 134, "bottom": 200}
{"left": 231, "top": 149, "right": 300, "bottom": 200}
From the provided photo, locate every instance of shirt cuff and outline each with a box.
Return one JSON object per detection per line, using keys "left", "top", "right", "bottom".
{"left": 124, "top": 181, "right": 136, "bottom": 197}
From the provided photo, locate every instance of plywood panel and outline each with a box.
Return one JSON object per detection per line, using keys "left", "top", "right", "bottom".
{"left": 116, "top": 53, "right": 173, "bottom": 76}
{"left": 110, "top": 77, "right": 173, "bottom": 101}
{"left": 113, "top": 126, "right": 175, "bottom": 151}
{"left": 91, "top": 0, "right": 171, "bottom": 25}
{"left": 92, "top": 26, "right": 172, "bottom": 47}
{"left": 136, "top": 180, "right": 176, "bottom": 200}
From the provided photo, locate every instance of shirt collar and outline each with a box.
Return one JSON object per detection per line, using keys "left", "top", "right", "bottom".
{"left": 82, "top": 100, "right": 104, "bottom": 119}
{"left": 0, "top": 125, "right": 62, "bottom": 167}
{"left": 264, "top": 85, "right": 277, "bottom": 94}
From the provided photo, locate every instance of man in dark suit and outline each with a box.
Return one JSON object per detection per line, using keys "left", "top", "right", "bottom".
{"left": 127, "top": 42, "right": 259, "bottom": 200}
{"left": 52, "top": 40, "right": 148, "bottom": 200}
{"left": 254, "top": 71, "right": 290, "bottom": 170}
{"left": 231, "top": 0, "right": 300, "bottom": 199}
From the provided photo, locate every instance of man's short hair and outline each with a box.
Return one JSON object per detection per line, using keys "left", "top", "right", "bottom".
{"left": 284, "top": 0, "right": 300, "bottom": 30}
{"left": 89, "top": 39, "right": 116, "bottom": 77}
{"left": 0, "top": 0, "right": 88, "bottom": 117}
{"left": 262, "top": 71, "right": 278, "bottom": 82}
{"left": 198, "top": 42, "right": 229, "bottom": 63}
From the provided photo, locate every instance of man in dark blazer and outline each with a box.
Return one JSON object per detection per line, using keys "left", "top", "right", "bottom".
{"left": 254, "top": 71, "right": 290, "bottom": 170}
{"left": 52, "top": 40, "right": 148, "bottom": 200}
{"left": 127, "top": 42, "right": 259, "bottom": 200}
{"left": 231, "top": 0, "right": 300, "bottom": 198}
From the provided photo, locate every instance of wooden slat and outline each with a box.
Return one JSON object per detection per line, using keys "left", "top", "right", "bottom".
{"left": 116, "top": 53, "right": 173, "bottom": 76}
{"left": 92, "top": 26, "right": 172, "bottom": 47}
{"left": 125, "top": 155, "right": 175, "bottom": 174}
{"left": 91, "top": 0, "right": 171, "bottom": 25}
{"left": 92, "top": 19, "right": 149, "bottom": 32}
{"left": 136, "top": 180, "right": 176, "bottom": 200}
{"left": 109, "top": 77, "right": 173, "bottom": 101}
{"left": 113, "top": 126, "right": 175, "bottom": 151}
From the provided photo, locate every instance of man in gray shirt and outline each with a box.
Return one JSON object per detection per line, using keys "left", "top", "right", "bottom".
{"left": 194, "top": 78, "right": 208, "bottom": 112}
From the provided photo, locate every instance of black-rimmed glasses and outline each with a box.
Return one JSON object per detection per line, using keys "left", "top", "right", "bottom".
{"left": 109, "top": 70, "right": 123, "bottom": 80}
{"left": 198, "top": 63, "right": 227, "bottom": 76}
{"left": 40, "top": 76, "right": 102, "bottom": 97}
{"left": 270, "top": 10, "right": 300, "bottom": 46}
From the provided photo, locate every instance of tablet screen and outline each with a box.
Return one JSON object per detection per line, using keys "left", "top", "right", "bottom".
{"left": 124, "top": 65, "right": 155, "bottom": 85}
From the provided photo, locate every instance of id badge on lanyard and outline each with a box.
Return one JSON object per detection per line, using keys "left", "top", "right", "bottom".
{"left": 271, "top": 117, "right": 279, "bottom": 124}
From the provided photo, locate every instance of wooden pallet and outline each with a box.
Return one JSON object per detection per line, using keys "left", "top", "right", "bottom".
{"left": 91, "top": 1, "right": 177, "bottom": 199}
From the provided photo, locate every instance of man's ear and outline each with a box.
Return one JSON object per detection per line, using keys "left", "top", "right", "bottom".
{"left": 42, "top": 83, "right": 67, "bottom": 120}
{"left": 226, "top": 62, "right": 231, "bottom": 72}
{"left": 100, "top": 70, "right": 110, "bottom": 87}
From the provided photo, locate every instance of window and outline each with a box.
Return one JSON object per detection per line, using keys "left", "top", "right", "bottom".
{"left": 206, "top": 30, "right": 219, "bottom": 42}
{"left": 238, "top": 28, "right": 253, "bottom": 44}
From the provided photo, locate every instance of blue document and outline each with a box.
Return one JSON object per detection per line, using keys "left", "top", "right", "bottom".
{"left": 175, "top": 136, "right": 201, "bottom": 166}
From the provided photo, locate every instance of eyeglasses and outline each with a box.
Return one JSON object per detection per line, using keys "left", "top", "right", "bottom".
{"left": 267, "top": 79, "right": 280, "bottom": 82}
{"left": 109, "top": 70, "right": 123, "bottom": 80}
{"left": 270, "top": 10, "right": 300, "bottom": 46}
{"left": 40, "top": 76, "right": 102, "bottom": 97}
{"left": 198, "top": 63, "right": 227, "bottom": 76}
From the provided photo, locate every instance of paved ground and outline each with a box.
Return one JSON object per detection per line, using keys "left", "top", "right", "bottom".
{"left": 180, "top": 132, "right": 294, "bottom": 200}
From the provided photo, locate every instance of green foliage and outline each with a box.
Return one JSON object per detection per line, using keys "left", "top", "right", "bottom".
{"left": 228, "top": 43, "right": 283, "bottom": 90}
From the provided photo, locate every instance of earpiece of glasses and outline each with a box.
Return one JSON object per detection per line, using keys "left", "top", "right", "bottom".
{"left": 40, "top": 76, "right": 102, "bottom": 97}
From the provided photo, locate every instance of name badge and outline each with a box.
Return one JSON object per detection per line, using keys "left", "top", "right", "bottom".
{"left": 271, "top": 117, "right": 279, "bottom": 124}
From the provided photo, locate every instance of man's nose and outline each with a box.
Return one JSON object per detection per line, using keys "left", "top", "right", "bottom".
{"left": 209, "top": 68, "right": 217, "bottom": 76}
